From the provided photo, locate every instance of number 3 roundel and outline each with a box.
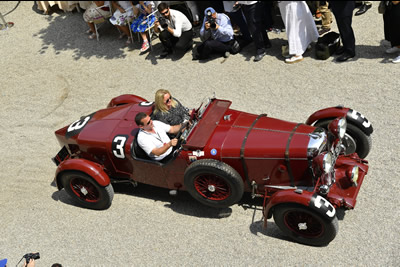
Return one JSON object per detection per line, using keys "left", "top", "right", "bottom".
{"left": 65, "top": 113, "right": 95, "bottom": 139}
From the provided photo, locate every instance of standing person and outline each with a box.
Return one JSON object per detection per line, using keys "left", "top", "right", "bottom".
{"left": 151, "top": 89, "right": 190, "bottom": 126}
{"left": 330, "top": 1, "right": 356, "bottom": 62}
{"left": 130, "top": 1, "right": 156, "bottom": 52}
{"left": 193, "top": 7, "right": 235, "bottom": 60}
{"left": 238, "top": 1, "right": 272, "bottom": 62}
{"left": 278, "top": 1, "right": 319, "bottom": 64}
{"left": 110, "top": 1, "right": 135, "bottom": 45}
{"left": 383, "top": 1, "right": 400, "bottom": 63}
{"left": 154, "top": 2, "right": 193, "bottom": 58}
{"left": 83, "top": 1, "right": 111, "bottom": 40}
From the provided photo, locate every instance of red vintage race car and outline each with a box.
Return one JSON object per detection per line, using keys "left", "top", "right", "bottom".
{"left": 52, "top": 94, "right": 373, "bottom": 246}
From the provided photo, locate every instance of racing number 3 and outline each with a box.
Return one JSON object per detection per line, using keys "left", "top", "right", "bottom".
{"left": 112, "top": 135, "right": 128, "bottom": 159}
{"left": 314, "top": 195, "right": 336, "bottom": 218}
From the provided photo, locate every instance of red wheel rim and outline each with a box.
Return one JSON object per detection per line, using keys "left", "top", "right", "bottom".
{"left": 194, "top": 174, "right": 230, "bottom": 201}
{"left": 70, "top": 177, "right": 100, "bottom": 202}
{"left": 283, "top": 210, "right": 324, "bottom": 238}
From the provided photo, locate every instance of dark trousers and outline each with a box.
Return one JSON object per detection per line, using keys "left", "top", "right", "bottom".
{"left": 197, "top": 39, "right": 233, "bottom": 59}
{"left": 330, "top": 1, "right": 356, "bottom": 56}
{"left": 383, "top": 3, "right": 400, "bottom": 46}
{"left": 159, "top": 29, "right": 193, "bottom": 52}
{"left": 228, "top": 9, "right": 251, "bottom": 42}
{"left": 241, "top": 2, "right": 271, "bottom": 55}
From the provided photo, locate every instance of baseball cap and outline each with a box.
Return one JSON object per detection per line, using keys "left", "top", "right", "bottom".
{"left": 204, "top": 7, "right": 216, "bottom": 15}
{"left": 0, "top": 258, "right": 7, "bottom": 267}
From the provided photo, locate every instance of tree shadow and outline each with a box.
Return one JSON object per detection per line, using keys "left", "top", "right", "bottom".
{"left": 33, "top": 9, "right": 129, "bottom": 60}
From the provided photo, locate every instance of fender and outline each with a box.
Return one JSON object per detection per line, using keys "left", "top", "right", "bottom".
{"left": 263, "top": 190, "right": 336, "bottom": 227}
{"left": 305, "top": 106, "right": 373, "bottom": 135}
{"left": 55, "top": 158, "right": 110, "bottom": 190}
{"left": 107, "top": 94, "right": 148, "bottom": 108}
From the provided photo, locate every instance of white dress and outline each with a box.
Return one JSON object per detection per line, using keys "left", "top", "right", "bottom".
{"left": 278, "top": 1, "right": 319, "bottom": 56}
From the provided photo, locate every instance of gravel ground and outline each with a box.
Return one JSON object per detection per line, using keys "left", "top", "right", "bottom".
{"left": 0, "top": 1, "right": 399, "bottom": 266}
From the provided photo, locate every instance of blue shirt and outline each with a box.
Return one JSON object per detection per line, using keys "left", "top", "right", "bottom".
{"left": 200, "top": 13, "right": 234, "bottom": 43}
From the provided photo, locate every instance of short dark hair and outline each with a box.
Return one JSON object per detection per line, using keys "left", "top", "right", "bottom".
{"left": 135, "top": 112, "right": 148, "bottom": 126}
{"left": 157, "top": 2, "right": 169, "bottom": 13}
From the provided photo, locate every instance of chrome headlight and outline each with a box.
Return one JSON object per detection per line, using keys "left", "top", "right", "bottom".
{"left": 328, "top": 117, "right": 347, "bottom": 140}
{"left": 323, "top": 152, "right": 334, "bottom": 173}
{"left": 350, "top": 166, "right": 359, "bottom": 186}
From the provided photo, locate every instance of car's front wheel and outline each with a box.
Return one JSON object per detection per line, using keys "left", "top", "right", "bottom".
{"left": 184, "top": 159, "right": 244, "bottom": 208}
{"left": 61, "top": 171, "right": 114, "bottom": 210}
{"left": 273, "top": 204, "right": 338, "bottom": 246}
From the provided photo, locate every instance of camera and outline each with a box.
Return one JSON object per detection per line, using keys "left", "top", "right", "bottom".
{"left": 206, "top": 10, "right": 216, "bottom": 29}
{"left": 24, "top": 252, "right": 40, "bottom": 263}
{"left": 158, "top": 17, "right": 168, "bottom": 29}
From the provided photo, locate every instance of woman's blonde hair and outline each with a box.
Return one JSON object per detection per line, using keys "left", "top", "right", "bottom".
{"left": 154, "top": 89, "right": 177, "bottom": 113}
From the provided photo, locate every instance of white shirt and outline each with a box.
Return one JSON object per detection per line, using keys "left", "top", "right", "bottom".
{"left": 137, "top": 120, "right": 172, "bottom": 161}
{"left": 168, "top": 9, "right": 192, "bottom": 37}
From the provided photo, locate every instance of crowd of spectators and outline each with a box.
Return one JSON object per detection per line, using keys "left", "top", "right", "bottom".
{"left": 80, "top": 1, "right": 400, "bottom": 64}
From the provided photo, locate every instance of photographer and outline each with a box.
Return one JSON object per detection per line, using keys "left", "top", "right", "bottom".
{"left": 193, "top": 7, "right": 237, "bottom": 60}
{"left": 154, "top": 2, "right": 193, "bottom": 58}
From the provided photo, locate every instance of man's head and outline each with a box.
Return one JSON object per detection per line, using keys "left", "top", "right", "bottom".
{"left": 135, "top": 112, "right": 153, "bottom": 131}
{"left": 158, "top": 3, "right": 170, "bottom": 18}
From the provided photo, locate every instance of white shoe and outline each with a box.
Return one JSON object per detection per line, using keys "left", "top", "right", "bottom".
{"left": 285, "top": 55, "right": 303, "bottom": 64}
{"left": 392, "top": 55, "right": 400, "bottom": 64}
{"left": 386, "top": 46, "right": 400, "bottom": 54}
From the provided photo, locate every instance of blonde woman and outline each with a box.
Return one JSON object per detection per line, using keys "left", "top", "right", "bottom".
{"left": 151, "top": 89, "right": 190, "bottom": 126}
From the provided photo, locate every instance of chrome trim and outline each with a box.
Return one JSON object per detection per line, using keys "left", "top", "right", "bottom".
{"left": 307, "top": 128, "right": 327, "bottom": 158}
{"left": 221, "top": 157, "right": 307, "bottom": 160}
{"left": 264, "top": 185, "right": 297, "bottom": 190}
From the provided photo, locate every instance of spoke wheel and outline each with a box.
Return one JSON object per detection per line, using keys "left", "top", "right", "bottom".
{"left": 194, "top": 174, "right": 231, "bottom": 201}
{"left": 184, "top": 159, "right": 244, "bottom": 208}
{"left": 61, "top": 171, "right": 114, "bottom": 210}
{"left": 273, "top": 204, "right": 338, "bottom": 246}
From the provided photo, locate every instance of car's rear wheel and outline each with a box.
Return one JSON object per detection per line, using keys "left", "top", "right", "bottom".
{"left": 315, "top": 120, "right": 372, "bottom": 158}
{"left": 184, "top": 159, "right": 244, "bottom": 208}
{"left": 273, "top": 204, "right": 338, "bottom": 246}
{"left": 61, "top": 171, "right": 114, "bottom": 210}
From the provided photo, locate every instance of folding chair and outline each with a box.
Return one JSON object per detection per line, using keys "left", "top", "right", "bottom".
{"left": 93, "top": 3, "right": 112, "bottom": 41}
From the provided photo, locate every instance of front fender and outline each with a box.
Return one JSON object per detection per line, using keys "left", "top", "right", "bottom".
{"left": 263, "top": 190, "right": 336, "bottom": 227}
{"left": 55, "top": 159, "right": 110, "bottom": 189}
{"left": 305, "top": 106, "right": 373, "bottom": 135}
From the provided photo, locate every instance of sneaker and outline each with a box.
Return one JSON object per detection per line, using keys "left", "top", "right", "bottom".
{"left": 285, "top": 55, "right": 303, "bottom": 64}
{"left": 393, "top": 55, "right": 400, "bottom": 64}
{"left": 386, "top": 46, "right": 400, "bottom": 54}
{"left": 140, "top": 41, "right": 150, "bottom": 52}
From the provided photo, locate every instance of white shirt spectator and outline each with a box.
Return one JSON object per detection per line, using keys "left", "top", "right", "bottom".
{"left": 168, "top": 9, "right": 192, "bottom": 37}
{"left": 137, "top": 120, "right": 172, "bottom": 161}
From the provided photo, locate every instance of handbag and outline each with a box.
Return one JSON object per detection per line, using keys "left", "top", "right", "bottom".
{"left": 378, "top": 1, "right": 386, "bottom": 14}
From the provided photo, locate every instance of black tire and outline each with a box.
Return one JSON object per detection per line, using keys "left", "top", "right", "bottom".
{"left": 184, "top": 159, "right": 244, "bottom": 208}
{"left": 61, "top": 171, "right": 114, "bottom": 210}
{"left": 273, "top": 204, "right": 339, "bottom": 246}
{"left": 315, "top": 120, "right": 372, "bottom": 158}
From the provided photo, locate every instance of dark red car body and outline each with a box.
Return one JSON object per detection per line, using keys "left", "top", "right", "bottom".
{"left": 53, "top": 94, "right": 372, "bottom": 246}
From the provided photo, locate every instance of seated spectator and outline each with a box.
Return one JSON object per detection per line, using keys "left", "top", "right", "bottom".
{"left": 135, "top": 112, "right": 182, "bottom": 161}
{"left": 278, "top": 1, "right": 319, "bottom": 64}
{"left": 154, "top": 2, "right": 194, "bottom": 58}
{"left": 383, "top": 1, "right": 400, "bottom": 63}
{"left": 151, "top": 89, "right": 190, "bottom": 126}
{"left": 83, "top": 1, "right": 111, "bottom": 40}
{"left": 192, "top": 7, "right": 235, "bottom": 60}
{"left": 131, "top": 1, "right": 156, "bottom": 52}
{"left": 110, "top": 1, "right": 135, "bottom": 44}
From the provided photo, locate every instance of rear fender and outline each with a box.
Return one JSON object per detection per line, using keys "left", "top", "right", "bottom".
{"left": 107, "top": 94, "right": 148, "bottom": 108}
{"left": 263, "top": 190, "right": 336, "bottom": 227}
{"left": 55, "top": 159, "right": 110, "bottom": 190}
{"left": 305, "top": 106, "right": 373, "bottom": 135}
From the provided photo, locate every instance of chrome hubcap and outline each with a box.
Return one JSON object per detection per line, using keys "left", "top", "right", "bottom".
{"left": 343, "top": 133, "right": 357, "bottom": 154}
{"left": 208, "top": 185, "right": 216, "bottom": 192}
{"left": 80, "top": 187, "right": 88, "bottom": 196}
{"left": 298, "top": 222, "right": 308, "bottom": 230}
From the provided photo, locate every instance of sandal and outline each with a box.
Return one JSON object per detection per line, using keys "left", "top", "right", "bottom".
{"left": 88, "top": 33, "right": 97, "bottom": 40}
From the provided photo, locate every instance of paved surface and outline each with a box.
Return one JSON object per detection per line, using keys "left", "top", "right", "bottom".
{"left": 0, "top": 2, "right": 399, "bottom": 266}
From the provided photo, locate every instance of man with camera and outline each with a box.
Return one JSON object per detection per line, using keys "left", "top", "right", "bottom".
{"left": 192, "top": 7, "right": 237, "bottom": 60}
{"left": 154, "top": 2, "right": 193, "bottom": 58}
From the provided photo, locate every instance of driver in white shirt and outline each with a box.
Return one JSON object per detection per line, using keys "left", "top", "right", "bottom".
{"left": 135, "top": 112, "right": 182, "bottom": 161}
